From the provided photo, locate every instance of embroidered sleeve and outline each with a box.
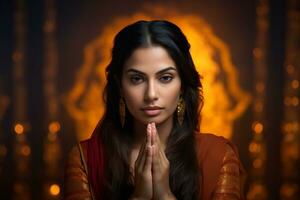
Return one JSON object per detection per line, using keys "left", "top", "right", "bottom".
{"left": 212, "top": 144, "right": 241, "bottom": 200}
{"left": 64, "top": 146, "right": 92, "bottom": 200}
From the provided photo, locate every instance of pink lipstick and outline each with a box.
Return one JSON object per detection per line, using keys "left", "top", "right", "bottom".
{"left": 142, "top": 106, "right": 163, "bottom": 116}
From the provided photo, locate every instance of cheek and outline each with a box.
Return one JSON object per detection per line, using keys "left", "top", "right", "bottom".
{"left": 123, "top": 87, "right": 143, "bottom": 110}
{"left": 170, "top": 92, "right": 180, "bottom": 110}
{"left": 164, "top": 82, "right": 181, "bottom": 109}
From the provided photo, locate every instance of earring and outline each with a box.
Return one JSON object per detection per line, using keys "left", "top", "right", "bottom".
{"left": 119, "top": 98, "right": 125, "bottom": 127}
{"left": 177, "top": 96, "right": 185, "bottom": 126}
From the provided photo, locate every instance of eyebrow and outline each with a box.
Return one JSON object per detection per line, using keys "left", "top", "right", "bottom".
{"left": 125, "top": 66, "right": 177, "bottom": 75}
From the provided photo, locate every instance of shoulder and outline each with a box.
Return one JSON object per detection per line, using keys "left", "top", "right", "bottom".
{"left": 66, "top": 145, "right": 81, "bottom": 166}
{"left": 195, "top": 133, "right": 229, "bottom": 161}
{"left": 79, "top": 138, "right": 90, "bottom": 160}
{"left": 77, "top": 136, "right": 101, "bottom": 162}
{"left": 195, "top": 132, "right": 242, "bottom": 166}
{"left": 196, "top": 133, "right": 227, "bottom": 143}
{"left": 195, "top": 133, "right": 245, "bottom": 199}
{"left": 65, "top": 144, "right": 85, "bottom": 174}
{"left": 64, "top": 144, "right": 93, "bottom": 199}
{"left": 65, "top": 137, "right": 93, "bottom": 173}
{"left": 195, "top": 132, "right": 228, "bottom": 145}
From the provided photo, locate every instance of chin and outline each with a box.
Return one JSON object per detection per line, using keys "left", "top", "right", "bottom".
{"left": 135, "top": 116, "right": 163, "bottom": 125}
{"left": 144, "top": 116, "right": 172, "bottom": 126}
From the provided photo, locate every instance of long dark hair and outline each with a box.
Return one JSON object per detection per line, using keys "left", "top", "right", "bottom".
{"left": 94, "top": 20, "right": 203, "bottom": 199}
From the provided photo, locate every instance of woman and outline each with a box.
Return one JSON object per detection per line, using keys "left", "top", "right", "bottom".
{"left": 64, "top": 20, "right": 245, "bottom": 200}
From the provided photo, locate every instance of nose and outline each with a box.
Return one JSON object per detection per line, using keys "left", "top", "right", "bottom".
{"left": 144, "top": 79, "right": 158, "bottom": 102}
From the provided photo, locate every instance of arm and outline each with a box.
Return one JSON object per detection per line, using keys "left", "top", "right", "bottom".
{"left": 64, "top": 145, "right": 93, "bottom": 200}
{"left": 212, "top": 144, "right": 242, "bottom": 200}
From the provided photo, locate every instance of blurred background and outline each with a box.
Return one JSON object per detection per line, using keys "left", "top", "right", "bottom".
{"left": 0, "top": 0, "right": 299, "bottom": 199}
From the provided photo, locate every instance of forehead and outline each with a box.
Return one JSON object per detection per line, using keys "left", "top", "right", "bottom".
{"left": 123, "top": 46, "right": 176, "bottom": 73}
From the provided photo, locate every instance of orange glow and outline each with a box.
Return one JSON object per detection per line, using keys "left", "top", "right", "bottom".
{"left": 291, "top": 80, "right": 299, "bottom": 89}
{"left": 64, "top": 6, "right": 251, "bottom": 140}
{"left": 49, "top": 184, "right": 60, "bottom": 196}
{"left": 253, "top": 48, "right": 263, "bottom": 58}
{"left": 293, "top": 122, "right": 299, "bottom": 132}
{"left": 282, "top": 142, "right": 299, "bottom": 160}
{"left": 0, "top": 145, "right": 7, "bottom": 156}
{"left": 253, "top": 158, "right": 263, "bottom": 168}
{"left": 247, "top": 183, "right": 268, "bottom": 200}
{"left": 21, "top": 145, "right": 31, "bottom": 156}
{"left": 252, "top": 121, "right": 263, "bottom": 134}
{"left": 286, "top": 65, "right": 295, "bottom": 74}
{"left": 255, "top": 82, "right": 265, "bottom": 93}
{"left": 14, "top": 123, "right": 24, "bottom": 135}
{"left": 284, "top": 97, "right": 291, "bottom": 106}
{"left": 283, "top": 122, "right": 293, "bottom": 132}
{"left": 291, "top": 97, "right": 299, "bottom": 106}
{"left": 47, "top": 132, "right": 57, "bottom": 141}
{"left": 13, "top": 182, "right": 24, "bottom": 193}
{"left": 249, "top": 142, "right": 261, "bottom": 153}
{"left": 12, "top": 51, "right": 22, "bottom": 62}
{"left": 49, "top": 121, "right": 60, "bottom": 134}
{"left": 254, "top": 102, "right": 263, "bottom": 112}
{"left": 280, "top": 183, "right": 298, "bottom": 198}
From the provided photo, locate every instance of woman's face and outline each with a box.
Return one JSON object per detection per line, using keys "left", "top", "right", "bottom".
{"left": 121, "top": 46, "right": 181, "bottom": 126}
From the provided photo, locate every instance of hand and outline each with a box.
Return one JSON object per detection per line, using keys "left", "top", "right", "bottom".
{"left": 131, "top": 123, "right": 153, "bottom": 200}
{"left": 151, "top": 123, "right": 176, "bottom": 200}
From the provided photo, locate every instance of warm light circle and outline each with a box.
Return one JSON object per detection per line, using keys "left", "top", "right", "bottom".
{"left": 49, "top": 184, "right": 60, "bottom": 196}
{"left": 14, "top": 123, "right": 24, "bottom": 134}
{"left": 252, "top": 121, "right": 263, "bottom": 134}
{"left": 49, "top": 121, "right": 61, "bottom": 134}
{"left": 21, "top": 145, "right": 31, "bottom": 156}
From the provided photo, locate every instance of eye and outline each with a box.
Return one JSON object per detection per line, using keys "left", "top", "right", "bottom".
{"left": 159, "top": 74, "right": 173, "bottom": 83}
{"left": 130, "top": 75, "right": 144, "bottom": 84}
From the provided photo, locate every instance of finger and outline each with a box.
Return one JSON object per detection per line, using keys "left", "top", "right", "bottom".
{"left": 135, "top": 147, "right": 146, "bottom": 173}
{"left": 143, "top": 145, "right": 152, "bottom": 171}
{"left": 152, "top": 122, "right": 168, "bottom": 162}
{"left": 151, "top": 123, "right": 155, "bottom": 146}
{"left": 152, "top": 143, "right": 169, "bottom": 181}
{"left": 151, "top": 123, "right": 163, "bottom": 166}
{"left": 135, "top": 136, "right": 146, "bottom": 165}
{"left": 135, "top": 124, "right": 150, "bottom": 170}
{"left": 151, "top": 123, "right": 163, "bottom": 155}
{"left": 147, "top": 123, "right": 152, "bottom": 147}
{"left": 152, "top": 144, "right": 162, "bottom": 179}
{"left": 152, "top": 122, "right": 161, "bottom": 145}
{"left": 151, "top": 122, "right": 157, "bottom": 146}
{"left": 140, "top": 124, "right": 152, "bottom": 169}
{"left": 137, "top": 123, "right": 152, "bottom": 169}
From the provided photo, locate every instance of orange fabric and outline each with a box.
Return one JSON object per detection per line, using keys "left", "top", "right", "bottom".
{"left": 64, "top": 133, "right": 245, "bottom": 199}
{"left": 196, "top": 133, "right": 245, "bottom": 200}
{"left": 64, "top": 145, "right": 93, "bottom": 200}
{"left": 213, "top": 145, "right": 242, "bottom": 200}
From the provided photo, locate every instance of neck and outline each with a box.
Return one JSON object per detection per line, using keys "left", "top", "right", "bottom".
{"left": 132, "top": 118, "right": 173, "bottom": 150}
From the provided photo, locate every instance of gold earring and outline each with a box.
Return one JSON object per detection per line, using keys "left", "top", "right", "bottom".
{"left": 119, "top": 98, "right": 125, "bottom": 127}
{"left": 177, "top": 96, "right": 185, "bottom": 126}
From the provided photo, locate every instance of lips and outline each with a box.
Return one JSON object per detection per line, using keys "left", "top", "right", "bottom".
{"left": 141, "top": 106, "right": 163, "bottom": 116}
